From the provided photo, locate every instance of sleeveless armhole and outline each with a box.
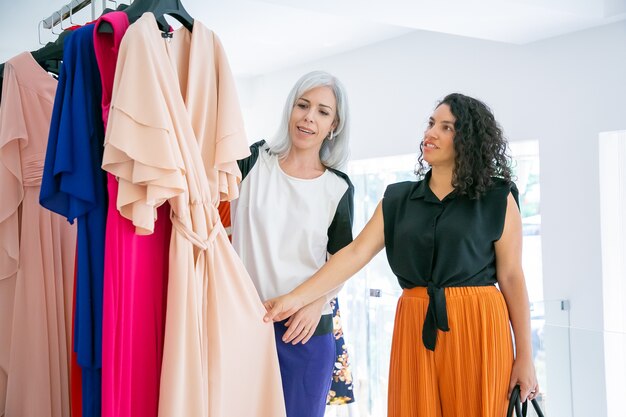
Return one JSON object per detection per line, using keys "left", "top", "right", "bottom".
{"left": 493, "top": 180, "right": 520, "bottom": 241}
{"left": 326, "top": 169, "right": 354, "bottom": 255}
{"left": 237, "top": 140, "right": 266, "bottom": 181}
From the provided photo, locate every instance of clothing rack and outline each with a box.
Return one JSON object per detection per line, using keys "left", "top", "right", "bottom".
{"left": 42, "top": 0, "right": 107, "bottom": 29}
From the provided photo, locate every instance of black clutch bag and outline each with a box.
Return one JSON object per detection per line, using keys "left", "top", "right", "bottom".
{"left": 507, "top": 385, "right": 545, "bottom": 417}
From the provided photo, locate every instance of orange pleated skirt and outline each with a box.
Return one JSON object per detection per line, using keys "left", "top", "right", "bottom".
{"left": 388, "top": 286, "right": 514, "bottom": 417}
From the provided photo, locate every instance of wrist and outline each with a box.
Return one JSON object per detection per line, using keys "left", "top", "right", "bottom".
{"left": 514, "top": 348, "right": 533, "bottom": 362}
{"left": 314, "top": 295, "right": 328, "bottom": 306}
{"left": 290, "top": 288, "right": 307, "bottom": 309}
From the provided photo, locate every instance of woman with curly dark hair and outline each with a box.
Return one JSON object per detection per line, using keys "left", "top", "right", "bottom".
{"left": 415, "top": 93, "right": 513, "bottom": 198}
{"left": 263, "top": 93, "right": 538, "bottom": 417}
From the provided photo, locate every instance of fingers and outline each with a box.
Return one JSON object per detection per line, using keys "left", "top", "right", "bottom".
{"left": 282, "top": 311, "right": 318, "bottom": 344}
{"left": 301, "top": 329, "right": 314, "bottom": 344}
{"left": 285, "top": 322, "right": 314, "bottom": 345}
{"left": 283, "top": 313, "right": 316, "bottom": 344}
{"left": 519, "top": 378, "right": 539, "bottom": 402}
{"left": 526, "top": 384, "right": 540, "bottom": 402}
{"left": 263, "top": 296, "right": 301, "bottom": 323}
{"left": 290, "top": 326, "right": 312, "bottom": 344}
{"left": 515, "top": 382, "right": 539, "bottom": 402}
{"left": 283, "top": 319, "right": 306, "bottom": 343}
{"left": 262, "top": 306, "right": 275, "bottom": 322}
{"left": 263, "top": 302, "right": 287, "bottom": 322}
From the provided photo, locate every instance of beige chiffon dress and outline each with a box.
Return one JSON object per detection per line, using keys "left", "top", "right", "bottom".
{"left": 0, "top": 52, "right": 76, "bottom": 417}
{"left": 102, "top": 13, "right": 286, "bottom": 417}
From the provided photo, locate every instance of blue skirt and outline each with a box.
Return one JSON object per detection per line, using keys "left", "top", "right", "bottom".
{"left": 274, "top": 320, "right": 335, "bottom": 417}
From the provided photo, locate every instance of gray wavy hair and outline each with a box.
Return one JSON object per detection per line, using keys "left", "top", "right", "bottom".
{"left": 268, "top": 70, "right": 350, "bottom": 170}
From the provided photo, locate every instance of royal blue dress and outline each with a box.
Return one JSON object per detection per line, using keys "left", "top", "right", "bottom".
{"left": 40, "top": 24, "right": 106, "bottom": 417}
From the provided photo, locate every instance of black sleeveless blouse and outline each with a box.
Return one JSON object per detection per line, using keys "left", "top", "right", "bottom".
{"left": 382, "top": 171, "right": 519, "bottom": 350}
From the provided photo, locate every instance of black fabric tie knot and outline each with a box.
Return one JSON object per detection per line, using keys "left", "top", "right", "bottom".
{"left": 422, "top": 281, "right": 450, "bottom": 351}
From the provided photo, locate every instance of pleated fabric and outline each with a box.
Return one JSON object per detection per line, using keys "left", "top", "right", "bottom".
{"left": 388, "top": 286, "right": 513, "bottom": 417}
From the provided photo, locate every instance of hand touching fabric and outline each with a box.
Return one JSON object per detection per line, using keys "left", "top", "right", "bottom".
{"left": 264, "top": 293, "right": 305, "bottom": 324}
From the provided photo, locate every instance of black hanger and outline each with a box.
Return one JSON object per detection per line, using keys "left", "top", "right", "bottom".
{"left": 31, "top": 29, "right": 71, "bottom": 75}
{"left": 98, "top": 0, "right": 193, "bottom": 34}
{"left": 152, "top": 0, "right": 193, "bottom": 33}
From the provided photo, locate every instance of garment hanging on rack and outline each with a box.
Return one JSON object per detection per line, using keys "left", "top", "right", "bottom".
{"left": 0, "top": 51, "right": 76, "bottom": 417}
{"left": 0, "top": 28, "right": 70, "bottom": 102}
{"left": 94, "top": 11, "right": 173, "bottom": 417}
{"left": 102, "top": 13, "right": 286, "bottom": 417}
{"left": 69, "top": 252, "right": 83, "bottom": 417}
{"left": 39, "top": 24, "right": 106, "bottom": 417}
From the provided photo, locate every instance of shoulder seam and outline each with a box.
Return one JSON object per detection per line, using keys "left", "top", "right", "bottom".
{"left": 326, "top": 167, "right": 353, "bottom": 189}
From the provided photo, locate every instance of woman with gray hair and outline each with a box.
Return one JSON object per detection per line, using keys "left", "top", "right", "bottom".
{"left": 230, "top": 70, "right": 354, "bottom": 417}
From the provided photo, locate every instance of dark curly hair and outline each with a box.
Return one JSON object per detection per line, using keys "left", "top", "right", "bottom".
{"left": 415, "top": 93, "right": 513, "bottom": 199}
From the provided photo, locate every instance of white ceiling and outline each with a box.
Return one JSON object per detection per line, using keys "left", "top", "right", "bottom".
{"left": 1, "top": 0, "right": 625, "bottom": 76}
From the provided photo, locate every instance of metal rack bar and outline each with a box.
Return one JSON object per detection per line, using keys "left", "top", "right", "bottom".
{"left": 42, "top": 0, "right": 93, "bottom": 29}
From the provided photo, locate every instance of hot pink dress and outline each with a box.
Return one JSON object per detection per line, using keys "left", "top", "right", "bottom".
{"left": 94, "top": 11, "right": 172, "bottom": 417}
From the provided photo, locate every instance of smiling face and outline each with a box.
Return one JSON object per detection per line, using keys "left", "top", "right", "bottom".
{"left": 288, "top": 86, "right": 338, "bottom": 154}
{"left": 423, "top": 103, "right": 457, "bottom": 169}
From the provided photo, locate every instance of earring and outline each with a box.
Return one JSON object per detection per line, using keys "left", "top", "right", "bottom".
{"left": 328, "top": 130, "right": 335, "bottom": 141}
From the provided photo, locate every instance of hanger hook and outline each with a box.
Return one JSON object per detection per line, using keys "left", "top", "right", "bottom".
{"left": 109, "top": 0, "right": 118, "bottom": 8}
{"left": 38, "top": 20, "right": 45, "bottom": 45}
{"left": 69, "top": 3, "right": 74, "bottom": 24}
{"left": 50, "top": 11, "right": 61, "bottom": 35}
{"left": 59, "top": 9, "right": 65, "bottom": 31}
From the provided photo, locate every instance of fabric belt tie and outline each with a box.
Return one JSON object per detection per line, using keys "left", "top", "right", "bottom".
{"left": 171, "top": 216, "right": 222, "bottom": 251}
{"left": 422, "top": 281, "right": 450, "bottom": 351}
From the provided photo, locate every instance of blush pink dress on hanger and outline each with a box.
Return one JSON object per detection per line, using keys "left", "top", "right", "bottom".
{"left": 102, "top": 13, "right": 286, "bottom": 417}
{"left": 0, "top": 52, "right": 76, "bottom": 417}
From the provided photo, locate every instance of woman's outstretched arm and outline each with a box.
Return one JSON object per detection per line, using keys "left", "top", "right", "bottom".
{"left": 264, "top": 200, "right": 386, "bottom": 322}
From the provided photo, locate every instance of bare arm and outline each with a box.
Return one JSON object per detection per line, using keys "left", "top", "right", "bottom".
{"left": 495, "top": 192, "right": 538, "bottom": 401}
{"left": 281, "top": 254, "right": 343, "bottom": 344}
{"left": 321, "top": 254, "right": 343, "bottom": 302}
{"left": 264, "top": 200, "right": 386, "bottom": 322}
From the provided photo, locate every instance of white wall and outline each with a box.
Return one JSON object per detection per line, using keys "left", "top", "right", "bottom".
{"left": 236, "top": 21, "right": 626, "bottom": 417}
